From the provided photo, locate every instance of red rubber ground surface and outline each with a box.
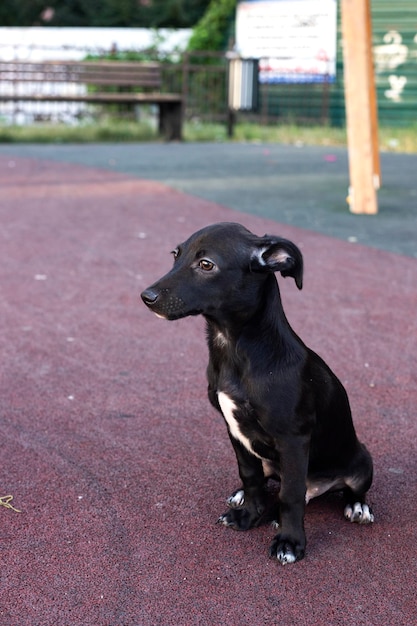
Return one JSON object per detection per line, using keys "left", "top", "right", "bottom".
{"left": 1, "top": 156, "right": 416, "bottom": 625}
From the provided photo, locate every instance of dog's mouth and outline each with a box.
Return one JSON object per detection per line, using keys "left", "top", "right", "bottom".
{"left": 154, "top": 312, "right": 168, "bottom": 320}
{"left": 152, "top": 307, "right": 203, "bottom": 321}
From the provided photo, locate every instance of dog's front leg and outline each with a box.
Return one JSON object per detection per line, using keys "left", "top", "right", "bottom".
{"left": 218, "top": 439, "right": 267, "bottom": 531}
{"left": 269, "top": 434, "right": 310, "bottom": 565}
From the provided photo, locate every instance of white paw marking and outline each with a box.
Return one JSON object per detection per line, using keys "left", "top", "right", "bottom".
{"left": 276, "top": 549, "right": 297, "bottom": 565}
{"left": 344, "top": 502, "right": 374, "bottom": 524}
{"left": 227, "top": 489, "right": 245, "bottom": 508}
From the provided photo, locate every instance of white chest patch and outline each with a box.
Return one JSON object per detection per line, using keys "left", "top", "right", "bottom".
{"left": 214, "top": 331, "right": 228, "bottom": 348}
{"left": 217, "top": 391, "right": 262, "bottom": 460}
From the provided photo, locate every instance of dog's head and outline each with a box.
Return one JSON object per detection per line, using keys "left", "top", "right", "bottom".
{"left": 141, "top": 222, "right": 303, "bottom": 321}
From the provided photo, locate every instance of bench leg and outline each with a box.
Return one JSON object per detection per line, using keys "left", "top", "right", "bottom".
{"left": 158, "top": 102, "right": 183, "bottom": 141}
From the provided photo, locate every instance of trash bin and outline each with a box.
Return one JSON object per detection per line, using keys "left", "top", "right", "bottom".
{"left": 227, "top": 57, "right": 259, "bottom": 136}
{"left": 228, "top": 57, "right": 259, "bottom": 111}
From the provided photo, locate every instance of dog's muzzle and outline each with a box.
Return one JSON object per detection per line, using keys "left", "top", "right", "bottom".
{"left": 141, "top": 287, "right": 187, "bottom": 320}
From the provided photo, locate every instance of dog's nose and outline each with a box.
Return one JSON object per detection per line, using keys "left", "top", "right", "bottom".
{"left": 141, "top": 288, "right": 160, "bottom": 306}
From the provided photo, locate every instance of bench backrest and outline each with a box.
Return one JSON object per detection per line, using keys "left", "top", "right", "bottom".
{"left": 0, "top": 60, "right": 162, "bottom": 89}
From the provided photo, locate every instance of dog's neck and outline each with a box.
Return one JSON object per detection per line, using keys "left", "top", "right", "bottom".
{"left": 205, "top": 274, "right": 297, "bottom": 351}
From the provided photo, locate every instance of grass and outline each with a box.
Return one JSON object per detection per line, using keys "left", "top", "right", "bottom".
{"left": 0, "top": 120, "right": 157, "bottom": 143}
{"left": 185, "top": 121, "right": 349, "bottom": 146}
{"left": 0, "top": 118, "right": 416, "bottom": 153}
{"left": 186, "top": 121, "right": 417, "bottom": 153}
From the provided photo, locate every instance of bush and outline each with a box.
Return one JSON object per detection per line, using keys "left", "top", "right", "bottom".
{"left": 187, "top": 0, "right": 236, "bottom": 52}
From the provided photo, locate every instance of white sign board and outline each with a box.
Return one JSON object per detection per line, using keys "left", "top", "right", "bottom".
{"left": 236, "top": 0, "right": 337, "bottom": 83}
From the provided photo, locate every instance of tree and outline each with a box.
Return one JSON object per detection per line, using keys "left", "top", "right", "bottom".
{"left": 144, "top": 1, "right": 210, "bottom": 28}
{"left": 187, "top": 0, "right": 236, "bottom": 51}
{"left": 0, "top": 0, "right": 46, "bottom": 26}
{"left": 0, "top": 0, "right": 210, "bottom": 28}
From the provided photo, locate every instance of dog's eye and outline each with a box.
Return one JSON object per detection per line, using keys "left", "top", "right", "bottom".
{"left": 198, "top": 259, "right": 215, "bottom": 271}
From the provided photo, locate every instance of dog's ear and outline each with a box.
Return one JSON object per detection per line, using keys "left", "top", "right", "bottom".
{"left": 250, "top": 237, "right": 303, "bottom": 289}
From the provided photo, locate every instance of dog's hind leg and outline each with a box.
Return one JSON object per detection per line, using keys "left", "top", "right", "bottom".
{"left": 343, "top": 443, "right": 374, "bottom": 524}
{"left": 306, "top": 444, "right": 374, "bottom": 524}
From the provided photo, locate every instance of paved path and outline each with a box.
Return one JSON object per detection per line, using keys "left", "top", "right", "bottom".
{"left": 0, "top": 146, "right": 416, "bottom": 625}
{"left": 0, "top": 143, "right": 416, "bottom": 257}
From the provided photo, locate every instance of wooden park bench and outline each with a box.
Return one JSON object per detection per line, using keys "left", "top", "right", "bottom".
{"left": 0, "top": 60, "right": 183, "bottom": 140}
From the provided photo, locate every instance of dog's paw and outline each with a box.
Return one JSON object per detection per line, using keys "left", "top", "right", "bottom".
{"left": 269, "top": 534, "right": 305, "bottom": 565}
{"left": 218, "top": 510, "right": 251, "bottom": 530}
{"left": 227, "top": 488, "right": 245, "bottom": 509}
{"left": 344, "top": 502, "right": 374, "bottom": 524}
{"left": 218, "top": 505, "right": 264, "bottom": 531}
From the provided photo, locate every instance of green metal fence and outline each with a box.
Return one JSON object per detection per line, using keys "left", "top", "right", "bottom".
{"left": 163, "top": 51, "right": 228, "bottom": 123}
{"left": 372, "top": 0, "right": 417, "bottom": 127}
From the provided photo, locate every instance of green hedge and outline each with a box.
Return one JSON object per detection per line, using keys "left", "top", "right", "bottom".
{"left": 187, "top": 0, "right": 236, "bottom": 52}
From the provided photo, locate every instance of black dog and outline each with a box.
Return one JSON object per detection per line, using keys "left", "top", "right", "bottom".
{"left": 141, "top": 222, "right": 374, "bottom": 564}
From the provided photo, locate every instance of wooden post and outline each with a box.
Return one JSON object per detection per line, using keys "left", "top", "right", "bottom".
{"left": 341, "top": 0, "right": 380, "bottom": 214}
